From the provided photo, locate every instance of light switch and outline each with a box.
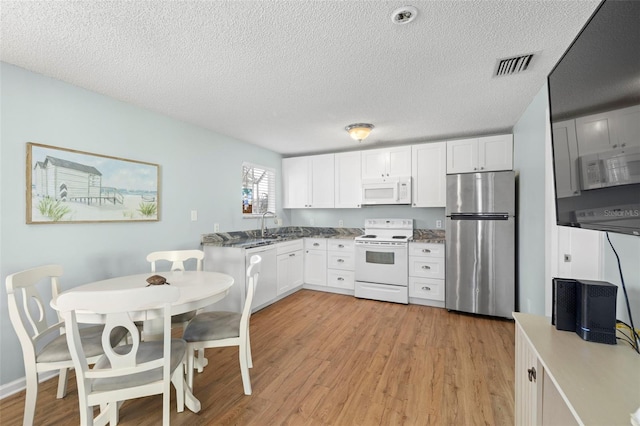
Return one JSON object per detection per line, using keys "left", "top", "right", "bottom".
{"left": 191, "top": 210, "right": 198, "bottom": 221}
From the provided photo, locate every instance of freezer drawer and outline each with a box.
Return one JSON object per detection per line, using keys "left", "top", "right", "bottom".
{"left": 445, "top": 216, "right": 515, "bottom": 318}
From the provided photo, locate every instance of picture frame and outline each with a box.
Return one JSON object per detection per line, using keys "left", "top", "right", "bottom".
{"left": 26, "top": 142, "right": 160, "bottom": 224}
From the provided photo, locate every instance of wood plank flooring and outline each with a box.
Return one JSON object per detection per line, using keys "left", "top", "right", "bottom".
{"left": 0, "top": 290, "right": 515, "bottom": 425}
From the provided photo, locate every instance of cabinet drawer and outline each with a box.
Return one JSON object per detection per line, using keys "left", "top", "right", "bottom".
{"left": 409, "top": 243, "right": 444, "bottom": 258}
{"left": 327, "top": 251, "right": 354, "bottom": 270}
{"left": 409, "top": 277, "right": 444, "bottom": 301}
{"left": 276, "top": 239, "right": 303, "bottom": 255}
{"left": 409, "top": 257, "right": 445, "bottom": 279}
{"left": 305, "top": 238, "right": 327, "bottom": 250}
{"left": 327, "top": 239, "right": 354, "bottom": 251}
{"left": 327, "top": 269, "right": 355, "bottom": 290}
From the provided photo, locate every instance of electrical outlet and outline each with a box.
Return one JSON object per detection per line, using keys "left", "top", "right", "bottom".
{"left": 275, "top": 218, "right": 282, "bottom": 226}
{"left": 338, "top": 220, "right": 344, "bottom": 227}
{"left": 191, "top": 210, "right": 198, "bottom": 221}
{"left": 214, "top": 223, "right": 220, "bottom": 232}
{"left": 436, "top": 220, "right": 442, "bottom": 229}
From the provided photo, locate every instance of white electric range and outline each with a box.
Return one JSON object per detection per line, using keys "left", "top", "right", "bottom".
{"left": 354, "top": 218, "right": 413, "bottom": 304}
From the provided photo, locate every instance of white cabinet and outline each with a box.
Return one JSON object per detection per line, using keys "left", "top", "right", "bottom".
{"left": 575, "top": 105, "right": 640, "bottom": 155}
{"left": 446, "top": 134, "right": 513, "bottom": 174}
{"left": 282, "top": 154, "right": 335, "bottom": 208}
{"left": 326, "top": 239, "right": 355, "bottom": 290}
{"left": 552, "top": 120, "right": 581, "bottom": 198}
{"left": 334, "top": 151, "right": 362, "bottom": 208}
{"left": 304, "top": 238, "right": 327, "bottom": 286}
{"left": 408, "top": 242, "right": 445, "bottom": 307}
{"left": 411, "top": 142, "right": 446, "bottom": 207}
{"left": 276, "top": 240, "right": 304, "bottom": 295}
{"left": 361, "top": 146, "right": 412, "bottom": 179}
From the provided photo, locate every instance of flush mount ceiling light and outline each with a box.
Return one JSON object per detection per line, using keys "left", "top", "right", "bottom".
{"left": 391, "top": 6, "right": 418, "bottom": 25}
{"left": 345, "top": 123, "right": 374, "bottom": 142}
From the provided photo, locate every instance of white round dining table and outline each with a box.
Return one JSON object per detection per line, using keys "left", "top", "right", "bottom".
{"left": 50, "top": 270, "right": 234, "bottom": 414}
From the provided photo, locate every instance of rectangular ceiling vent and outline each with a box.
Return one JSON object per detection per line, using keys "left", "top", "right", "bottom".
{"left": 494, "top": 53, "right": 535, "bottom": 77}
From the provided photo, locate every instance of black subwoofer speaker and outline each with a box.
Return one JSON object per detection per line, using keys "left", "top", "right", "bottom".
{"left": 552, "top": 278, "right": 577, "bottom": 332}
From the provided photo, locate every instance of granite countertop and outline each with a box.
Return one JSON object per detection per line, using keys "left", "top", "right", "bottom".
{"left": 202, "top": 226, "right": 445, "bottom": 248}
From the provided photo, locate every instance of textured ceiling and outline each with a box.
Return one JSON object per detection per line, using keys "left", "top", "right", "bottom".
{"left": 1, "top": 0, "right": 601, "bottom": 156}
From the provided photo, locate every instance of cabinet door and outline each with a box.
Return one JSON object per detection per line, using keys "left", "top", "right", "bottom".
{"left": 552, "top": 120, "right": 581, "bottom": 198}
{"left": 304, "top": 249, "right": 327, "bottom": 286}
{"left": 478, "top": 134, "right": 513, "bottom": 171}
{"left": 361, "top": 149, "right": 388, "bottom": 179}
{"left": 576, "top": 112, "right": 614, "bottom": 155}
{"left": 386, "top": 146, "right": 412, "bottom": 177}
{"left": 282, "top": 157, "right": 309, "bottom": 208}
{"left": 610, "top": 104, "right": 640, "bottom": 149}
{"left": 446, "top": 138, "right": 478, "bottom": 173}
{"left": 515, "top": 323, "right": 539, "bottom": 426}
{"left": 277, "top": 250, "right": 304, "bottom": 295}
{"left": 335, "top": 151, "right": 362, "bottom": 208}
{"left": 309, "top": 154, "right": 335, "bottom": 208}
{"left": 412, "top": 142, "right": 446, "bottom": 207}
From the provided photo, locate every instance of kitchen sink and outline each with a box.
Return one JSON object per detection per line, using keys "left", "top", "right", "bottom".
{"left": 234, "top": 239, "right": 277, "bottom": 248}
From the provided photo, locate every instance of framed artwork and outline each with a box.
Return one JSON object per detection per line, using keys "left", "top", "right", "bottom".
{"left": 26, "top": 142, "right": 160, "bottom": 224}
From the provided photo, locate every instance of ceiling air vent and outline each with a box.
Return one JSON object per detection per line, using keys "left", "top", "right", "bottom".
{"left": 494, "top": 53, "right": 535, "bottom": 77}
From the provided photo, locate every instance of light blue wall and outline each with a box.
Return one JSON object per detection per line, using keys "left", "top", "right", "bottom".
{"left": 513, "top": 85, "right": 549, "bottom": 315}
{"left": 290, "top": 206, "right": 445, "bottom": 230}
{"left": 0, "top": 63, "right": 282, "bottom": 386}
{"left": 603, "top": 233, "right": 640, "bottom": 328}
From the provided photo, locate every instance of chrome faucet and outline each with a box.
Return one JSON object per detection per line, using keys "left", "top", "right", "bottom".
{"left": 261, "top": 211, "right": 275, "bottom": 237}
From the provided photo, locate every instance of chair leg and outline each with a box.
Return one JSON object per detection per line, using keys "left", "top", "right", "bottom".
{"left": 196, "top": 348, "right": 205, "bottom": 373}
{"left": 247, "top": 334, "right": 253, "bottom": 369}
{"left": 56, "top": 368, "right": 69, "bottom": 399}
{"left": 239, "top": 342, "right": 252, "bottom": 395}
{"left": 186, "top": 347, "right": 195, "bottom": 390}
{"left": 23, "top": 369, "right": 38, "bottom": 426}
{"left": 172, "top": 366, "right": 185, "bottom": 413}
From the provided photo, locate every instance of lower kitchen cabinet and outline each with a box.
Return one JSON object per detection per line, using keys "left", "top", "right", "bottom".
{"left": 326, "top": 239, "right": 355, "bottom": 292}
{"left": 408, "top": 242, "right": 445, "bottom": 307}
{"left": 304, "top": 238, "right": 327, "bottom": 286}
{"left": 276, "top": 240, "right": 303, "bottom": 295}
{"left": 513, "top": 313, "right": 639, "bottom": 426}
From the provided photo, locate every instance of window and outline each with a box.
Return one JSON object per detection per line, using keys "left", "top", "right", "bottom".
{"left": 242, "top": 162, "right": 276, "bottom": 216}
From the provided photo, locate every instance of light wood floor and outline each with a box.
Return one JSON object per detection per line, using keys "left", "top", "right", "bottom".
{"left": 0, "top": 290, "right": 515, "bottom": 425}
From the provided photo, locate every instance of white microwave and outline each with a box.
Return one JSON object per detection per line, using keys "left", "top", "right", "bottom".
{"left": 361, "top": 177, "right": 412, "bottom": 205}
{"left": 579, "top": 147, "right": 640, "bottom": 190}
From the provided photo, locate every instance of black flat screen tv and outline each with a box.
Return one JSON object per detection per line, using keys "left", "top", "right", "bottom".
{"left": 548, "top": 0, "right": 640, "bottom": 236}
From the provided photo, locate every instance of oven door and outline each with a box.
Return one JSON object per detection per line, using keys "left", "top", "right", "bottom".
{"left": 355, "top": 242, "right": 408, "bottom": 286}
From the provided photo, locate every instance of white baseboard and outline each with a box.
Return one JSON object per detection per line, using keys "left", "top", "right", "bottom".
{"left": 0, "top": 370, "right": 59, "bottom": 400}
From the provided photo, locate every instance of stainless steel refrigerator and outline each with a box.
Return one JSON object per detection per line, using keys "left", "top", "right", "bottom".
{"left": 445, "top": 171, "right": 515, "bottom": 318}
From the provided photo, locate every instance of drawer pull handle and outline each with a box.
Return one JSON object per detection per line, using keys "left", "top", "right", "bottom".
{"left": 422, "top": 249, "right": 431, "bottom": 253}
{"left": 527, "top": 367, "right": 536, "bottom": 382}
{"left": 422, "top": 265, "right": 431, "bottom": 270}
{"left": 289, "top": 253, "right": 296, "bottom": 257}
{"left": 337, "top": 277, "right": 344, "bottom": 281}
{"left": 313, "top": 243, "right": 319, "bottom": 247}
{"left": 337, "top": 259, "right": 344, "bottom": 263}
{"left": 338, "top": 244, "right": 344, "bottom": 248}
{"left": 421, "top": 286, "right": 431, "bottom": 291}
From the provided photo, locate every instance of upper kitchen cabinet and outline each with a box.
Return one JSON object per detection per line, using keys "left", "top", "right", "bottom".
{"left": 411, "top": 142, "right": 446, "bottom": 207}
{"left": 446, "top": 134, "right": 513, "bottom": 174}
{"left": 575, "top": 105, "right": 640, "bottom": 156}
{"left": 282, "top": 154, "right": 335, "bottom": 208}
{"left": 361, "top": 146, "right": 412, "bottom": 179}
{"left": 552, "top": 120, "right": 581, "bottom": 198}
{"left": 335, "top": 151, "right": 362, "bottom": 208}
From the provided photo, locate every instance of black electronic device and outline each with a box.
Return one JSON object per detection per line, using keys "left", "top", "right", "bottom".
{"left": 575, "top": 279, "right": 618, "bottom": 344}
{"left": 547, "top": 0, "right": 640, "bottom": 237}
{"left": 552, "top": 278, "right": 577, "bottom": 332}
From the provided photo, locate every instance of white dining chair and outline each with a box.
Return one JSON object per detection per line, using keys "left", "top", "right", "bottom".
{"left": 146, "top": 250, "right": 205, "bottom": 328}
{"left": 183, "top": 254, "right": 261, "bottom": 395}
{"left": 5, "top": 264, "right": 127, "bottom": 426}
{"left": 56, "top": 285, "right": 187, "bottom": 426}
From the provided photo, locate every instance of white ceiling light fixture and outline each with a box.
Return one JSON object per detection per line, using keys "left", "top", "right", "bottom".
{"left": 391, "top": 6, "right": 418, "bottom": 25}
{"left": 345, "top": 123, "right": 374, "bottom": 142}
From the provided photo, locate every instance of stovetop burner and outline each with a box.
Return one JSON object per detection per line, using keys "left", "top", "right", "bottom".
{"left": 355, "top": 218, "right": 414, "bottom": 244}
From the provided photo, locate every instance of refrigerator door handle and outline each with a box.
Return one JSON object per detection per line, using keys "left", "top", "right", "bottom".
{"left": 449, "top": 213, "right": 510, "bottom": 220}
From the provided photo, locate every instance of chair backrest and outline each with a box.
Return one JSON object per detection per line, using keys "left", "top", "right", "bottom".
{"left": 56, "top": 285, "right": 180, "bottom": 397}
{"left": 241, "top": 255, "right": 262, "bottom": 325}
{"left": 146, "top": 249, "right": 204, "bottom": 273}
{"left": 5, "top": 264, "right": 65, "bottom": 360}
